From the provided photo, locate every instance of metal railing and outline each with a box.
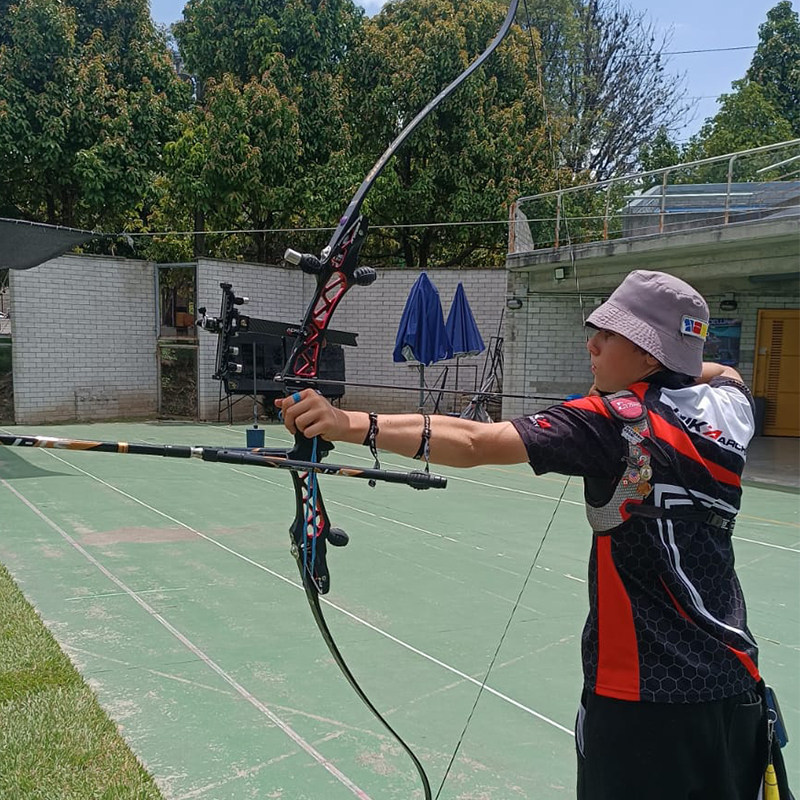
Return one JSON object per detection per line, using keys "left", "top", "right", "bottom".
{"left": 509, "top": 138, "right": 800, "bottom": 253}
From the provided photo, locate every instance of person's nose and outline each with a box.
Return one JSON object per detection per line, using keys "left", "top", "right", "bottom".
{"left": 586, "top": 332, "right": 600, "bottom": 355}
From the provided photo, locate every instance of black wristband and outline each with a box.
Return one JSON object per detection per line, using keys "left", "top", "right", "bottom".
{"left": 362, "top": 412, "right": 380, "bottom": 487}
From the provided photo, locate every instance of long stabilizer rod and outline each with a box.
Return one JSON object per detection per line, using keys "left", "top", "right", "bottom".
{"left": 0, "top": 434, "right": 446, "bottom": 490}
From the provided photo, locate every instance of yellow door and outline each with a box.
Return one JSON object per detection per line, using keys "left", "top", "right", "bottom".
{"left": 753, "top": 309, "right": 799, "bottom": 437}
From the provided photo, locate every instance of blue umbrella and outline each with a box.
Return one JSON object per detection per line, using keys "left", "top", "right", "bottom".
{"left": 445, "top": 282, "right": 485, "bottom": 411}
{"left": 446, "top": 282, "right": 485, "bottom": 357}
{"left": 394, "top": 272, "right": 452, "bottom": 409}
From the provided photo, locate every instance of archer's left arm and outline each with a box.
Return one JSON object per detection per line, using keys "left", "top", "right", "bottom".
{"left": 276, "top": 390, "right": 529, "bottom": 467}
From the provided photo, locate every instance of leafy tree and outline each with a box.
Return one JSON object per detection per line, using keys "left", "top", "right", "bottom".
{"left": 525, "top": 0, "right": 691, "bottom": 179}
{"left": 153, "top": 67, "right": 302, "bottom": 263}
{"left": 639, "top": 126, "right": 683, "bottom": 174}
{"left": 0, "top": 0, "right": 189, "bottom": 231}
{"left": 173, "top": 0, "right": 364, "bottom": 239}
{"left": 345, "top": 0, "right": 553, "bottom": 268}
{"left": 675, "top": 3, "right": 799, "bottom": 180}
{"left": 746, "top": 1, "right": 800, "bottom": 135}
{"left": 686, "top": 79, "right": 793, "bottom": 168}
{"left": 173, "top": 0, "right": 283, "bottom": 88}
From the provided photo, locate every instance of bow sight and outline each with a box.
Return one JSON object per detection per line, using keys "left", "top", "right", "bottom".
{"left": 196, "top": 283, "right": 250, "bottom": 380}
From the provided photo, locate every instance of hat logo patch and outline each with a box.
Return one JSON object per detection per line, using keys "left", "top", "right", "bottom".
{"left": 681, "top": 315, "right": 708, "bottom": 340}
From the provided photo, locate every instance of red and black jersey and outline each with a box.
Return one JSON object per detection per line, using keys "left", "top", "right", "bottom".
{"left": 511, "top": 376, "right": 759, "bottom": 703}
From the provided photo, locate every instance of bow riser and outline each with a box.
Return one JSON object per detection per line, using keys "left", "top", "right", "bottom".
{"left": 280, "top": 215, "right": 374, "bottom": 594}
{"left": 282, "top": 216, "right": 370, "bottom": 382}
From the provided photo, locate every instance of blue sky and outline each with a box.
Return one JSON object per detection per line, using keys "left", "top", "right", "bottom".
{"left": 149, "top": 0, "right": 797, "bottom": 140}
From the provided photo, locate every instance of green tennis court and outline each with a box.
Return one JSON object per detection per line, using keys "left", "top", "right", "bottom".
{"left": 1, "top": 420, "right": 797, "bottom": 798}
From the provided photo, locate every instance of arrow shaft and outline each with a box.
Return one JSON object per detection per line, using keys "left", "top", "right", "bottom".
{"left": 0, "top": 434, "right": 446, "bottom": 489}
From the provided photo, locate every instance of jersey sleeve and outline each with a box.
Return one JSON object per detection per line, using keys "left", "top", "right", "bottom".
{"left": 510, "top": 397, "right": 624, "bottom": 478}
{"left": 706, "top": 377, "right": 756, "bottom": 444}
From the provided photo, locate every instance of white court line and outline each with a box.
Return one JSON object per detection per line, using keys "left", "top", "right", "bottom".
{"left": 12, "top": 446, "right": 575, "bottom": 737}
{"left": 730, "top": 535, "right": 800, "bottom": 554}
{"left": 1, "top": 477, "right": 373, "bottom": 800}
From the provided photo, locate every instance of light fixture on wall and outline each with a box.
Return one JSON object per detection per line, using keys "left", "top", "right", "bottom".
{"left": 506, "top": 297, "right": 523, "bottom": 310}
{"left": 553, "top": 266, "right": 566, "bottom": 281}
{"left": 720, "top": 293, "right": 738, "bottom": 312}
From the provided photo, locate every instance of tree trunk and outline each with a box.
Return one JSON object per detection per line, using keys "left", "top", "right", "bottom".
{"left": 193, "top": 209, "right": 206, "bottom": 258}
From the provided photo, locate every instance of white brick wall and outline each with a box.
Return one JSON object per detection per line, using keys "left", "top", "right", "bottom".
{"left": 502, "top": 291, "right": 590, "bottom": 419}
{"left": 11, "top": 254, "right": 791, "bottom": 427}
{"left": 196, "top": 259, "right": 509, "bottom": 420}
{"left": 10, "top": 254, "right": 158, "bottom": 424}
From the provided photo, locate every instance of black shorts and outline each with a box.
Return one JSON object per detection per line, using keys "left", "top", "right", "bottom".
{"left": 575, "top": 688, "right": 767, "bottom": 800}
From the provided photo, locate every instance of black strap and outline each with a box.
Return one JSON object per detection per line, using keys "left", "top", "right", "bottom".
{"left": 362, "top": 412, "right": 380, "bottom": 486}
{"left": 627, "top": 503, "right": 736, "bottom": 532}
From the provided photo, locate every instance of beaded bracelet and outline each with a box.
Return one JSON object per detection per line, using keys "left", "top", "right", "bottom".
{"left": 412, "top": 413, "right": 431, "bottom": 472}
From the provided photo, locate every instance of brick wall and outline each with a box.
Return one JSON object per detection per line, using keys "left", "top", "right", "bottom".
{"left": 196, "top": 259, "right": 509, "bottom": 420}
{"left": 10, "top": 254, "right": 157, "bottom": 424}
{"left": 11, "top": 253, "right": 791, "bottom": 426}
{"left": 502, "top": 284, "right": 591, "bottom": 419}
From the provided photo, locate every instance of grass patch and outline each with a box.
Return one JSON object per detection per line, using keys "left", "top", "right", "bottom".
{"left": 0, "top": 564, "right": 165, "bottom": 799}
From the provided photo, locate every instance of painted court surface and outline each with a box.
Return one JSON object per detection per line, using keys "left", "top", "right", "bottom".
{"left": 1, "top": 421, "right": 797, "bottom": 799}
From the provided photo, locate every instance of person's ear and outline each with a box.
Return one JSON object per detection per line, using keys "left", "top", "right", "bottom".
{"left": 644, "top": 352, "right": 661, "bottom": 368}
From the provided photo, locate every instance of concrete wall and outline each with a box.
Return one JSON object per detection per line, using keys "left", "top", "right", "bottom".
{"left": 10, "top": 254, "right": 158, "bottom": 424}
{"left": 197, "top": 259, "right": 508, "bottom": 420}
{"left": 501, "top": 287, "right": 800, "bottom": 420}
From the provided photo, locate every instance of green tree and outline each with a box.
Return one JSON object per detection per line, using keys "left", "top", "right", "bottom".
{"left": 345, "top": 0, "right": 552, "bottom": 268}
{"left": 677, "top": 2, "right": 798, "bottom": 178}
{"left": 0, "top": 0, "right": 188, "bottom": 232}
{"left": 687, "top": 79, "right": 793, "bottom": 163}
{"left": 173, "top": 0, "right": 282, "bottom": 87}
{"left": 154, "top": 68, "right": 302, "bottom": 263}
{"left": 746, "top": 1, "right": 800, "bottom": 135}
{"left": 639, "top": 126, "right": 683, "bottom": 174}
{"left": 173, "top": 0, "right": 364, "bottom": 241}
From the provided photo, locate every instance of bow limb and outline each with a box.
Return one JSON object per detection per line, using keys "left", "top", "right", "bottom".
{"left": 298, "top": 553, "right": 433, "bottom": 799}
{"left": 324, "top": 0, "right": 522, "bottom": 257}
{"left": 285, "top": 435, "right": 434, "bottom": 797}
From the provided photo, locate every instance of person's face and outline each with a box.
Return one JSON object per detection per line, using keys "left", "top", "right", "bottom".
{"left": 586, "top": 328, "right": 660, "bottom": 392}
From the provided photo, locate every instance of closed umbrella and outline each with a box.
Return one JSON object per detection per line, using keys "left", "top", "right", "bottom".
{"left": 446, "top": 282, "right": 484, "bottom": 357}
{"left": 393, "top": 272, "right": 452, "bottom": 409}
{"left": 446, "top": 282, "right": 485, "bottom": 408}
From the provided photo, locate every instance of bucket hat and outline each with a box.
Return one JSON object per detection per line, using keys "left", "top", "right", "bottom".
{"left": 586, "top": 270, "right": 709, "bottom": 377}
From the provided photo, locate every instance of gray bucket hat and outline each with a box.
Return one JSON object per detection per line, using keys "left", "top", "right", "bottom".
{"left": 586, "top": 270, "right": 709, "bottom": 377}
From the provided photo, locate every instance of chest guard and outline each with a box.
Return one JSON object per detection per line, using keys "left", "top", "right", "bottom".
{"left": 584, "top": 390, "right": 737, "bottom": 534}
{"left": 585, "top": 391, "right": 654, "bottom": 533}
